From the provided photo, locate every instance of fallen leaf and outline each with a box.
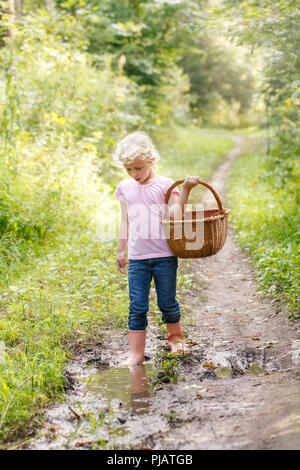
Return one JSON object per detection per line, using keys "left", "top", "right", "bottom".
{"left": 203, "top": 362, "right": 217, "bottom": 368}
{"left": 264, "top": 343, "right": 273, "bottom": 349}
{"left": 195, "top": 394, "right": 204, "bottom": 399}
{"left": 74, "top": 441, "right": 93, "bottom": 447}
{"left": 215, "top": 366, "right": 231, "bottom": 378}
{"left": 252, "top": 337, "right": 260, "bottom": 341}
{"left": 249, "top": 363, "right": 268, "bottom": 376}
{"left": 49, "top": 425, "right": 61, "bottom": 432}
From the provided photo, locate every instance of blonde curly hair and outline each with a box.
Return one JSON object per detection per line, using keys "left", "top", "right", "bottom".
{"left": 112, "top": 131, "right": 160, "bottom": 168}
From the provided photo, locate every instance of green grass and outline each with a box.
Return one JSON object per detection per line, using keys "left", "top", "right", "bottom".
{"left": 227, "top": 134, "right": 300, "bottom": 317}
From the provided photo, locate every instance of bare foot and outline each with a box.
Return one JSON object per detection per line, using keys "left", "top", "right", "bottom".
{"left": 168, "top": 339, "right": 188, "bottom": 354}
{"left": 119, "top": 354, "right": 145, "bottom": 367}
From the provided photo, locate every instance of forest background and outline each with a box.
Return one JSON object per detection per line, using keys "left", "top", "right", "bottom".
{"left": 0, "top": 0, "right": 299, "bottom": 442}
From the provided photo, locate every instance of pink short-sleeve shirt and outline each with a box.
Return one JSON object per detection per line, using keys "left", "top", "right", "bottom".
{"left": 114, "top": 175, "right": 180, "bottom": 260}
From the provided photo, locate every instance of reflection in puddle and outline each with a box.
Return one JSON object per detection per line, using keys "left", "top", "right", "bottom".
{"left": 86, "top": 363, "right": 154, "bottom": 415}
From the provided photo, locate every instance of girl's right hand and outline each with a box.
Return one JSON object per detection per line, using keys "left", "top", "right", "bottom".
{"left": 116, "top": 252, "right": 128, "bottom": 274}
{"left": 183, "top": 175, "right": 200, "bottom": 190}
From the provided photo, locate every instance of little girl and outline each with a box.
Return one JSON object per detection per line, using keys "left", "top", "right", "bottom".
{"left": 113, "top": 131, "right": 199, "bottom": 366}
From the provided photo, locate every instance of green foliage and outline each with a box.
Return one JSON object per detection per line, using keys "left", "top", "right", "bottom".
{"left": 214, "top": 0, "right": 300, "bottom": 158}
{"left": 0, "top": 10, "right": 150, "bottom": 280}
{"left": 2, "top": 1, "right": 262, "bottom": 129}
{"left": 1, "top": 11, "right": 149, "bottom": 140}
{"left": 81, "top": 0, "right": 261, "bottom": 128}
{"left": 84, "top": 0, "right": 195, "bottom": 85}
{"left": 179, "top": 35, "right": 258, "bottom": 128}
{"left": 82, "top": 0, "right": 195, "bottom": 124}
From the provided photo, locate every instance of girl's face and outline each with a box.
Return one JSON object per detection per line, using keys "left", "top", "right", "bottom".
{"left": 124, "top": 158, "right": 155, "bottom": 184}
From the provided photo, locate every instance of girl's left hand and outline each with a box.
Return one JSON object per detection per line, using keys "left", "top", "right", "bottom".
{"left": 116, "top": 252, "right": 128, "bottom": 275}
{"left": 183, "top": 175, "right": 200, "bottom": 190}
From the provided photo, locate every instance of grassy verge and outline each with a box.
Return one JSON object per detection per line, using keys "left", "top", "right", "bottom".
{"left": 0, "top": 126, "right": 235, "bottom": 444}
{"left": 227, "top": 133, "right": 300, "bottom": 317}
{"left": 0, "top": 233, "right": 129, "bottom": 443}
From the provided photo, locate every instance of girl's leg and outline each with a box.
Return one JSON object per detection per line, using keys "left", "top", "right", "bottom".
{"left": 165, "top": 320, "right": 188, "bottom": 354}
{"left": 153, "top": 257, "right": 188, "bottom": 354}
{"left": 120, "top": 329, "right": 147, "bottom": 367}
{"left": 120, "top": 260, "right": 152, "bottom": 366}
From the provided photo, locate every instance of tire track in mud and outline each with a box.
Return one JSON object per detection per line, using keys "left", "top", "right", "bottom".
{"left": 20, "top": 134, "right": 300, "bottom": 451}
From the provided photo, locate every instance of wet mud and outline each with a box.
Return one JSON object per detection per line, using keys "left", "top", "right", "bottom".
{"left": 16, "top": 135, "right": 300, "bottom": 450}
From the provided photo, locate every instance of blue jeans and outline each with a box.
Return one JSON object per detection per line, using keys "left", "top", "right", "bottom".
{"left": 128, "top": 256, "right": 181, "bottom": 330}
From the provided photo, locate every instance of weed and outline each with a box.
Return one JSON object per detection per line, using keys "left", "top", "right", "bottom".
{"left": 154, "top": 351, "right": 181, "bottom": 385}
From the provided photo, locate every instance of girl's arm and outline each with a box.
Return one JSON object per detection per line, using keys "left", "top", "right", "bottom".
{"left": 168, "top": 175, "right": 200, "bottom": 219}
{"left": 116, "top": 201, "right": 128, "bottom": 274}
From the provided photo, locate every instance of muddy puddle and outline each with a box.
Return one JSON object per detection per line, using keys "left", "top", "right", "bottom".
{"left": 23, "top": 330, "right": 299, "bottom": 451}
{"left": 23, "top": 355, "right": 162, "bottom": 450}
{"left": 85, "top": 363, "right": 154, "bottom": 416}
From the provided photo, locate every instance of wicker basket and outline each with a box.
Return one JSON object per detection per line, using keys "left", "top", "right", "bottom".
{"left": 161, "top": 179, "right": 229, "bottom": 258}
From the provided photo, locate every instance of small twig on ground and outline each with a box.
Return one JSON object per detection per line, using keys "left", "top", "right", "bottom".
{"left": 68, "top": 405, "right": 82, "bottom": 420}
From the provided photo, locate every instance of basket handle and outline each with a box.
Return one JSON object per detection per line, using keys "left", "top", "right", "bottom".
{"left": 165, "top": 179, "right": 224, "bottom": 212}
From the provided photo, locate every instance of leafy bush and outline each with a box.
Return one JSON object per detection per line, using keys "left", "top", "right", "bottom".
{"left": 0, "top": 11, "right": 152, "bottom": 280}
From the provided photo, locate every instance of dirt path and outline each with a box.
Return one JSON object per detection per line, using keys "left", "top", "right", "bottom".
{"left": 21, "top": 134, "right": 300, "bottom": 451}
